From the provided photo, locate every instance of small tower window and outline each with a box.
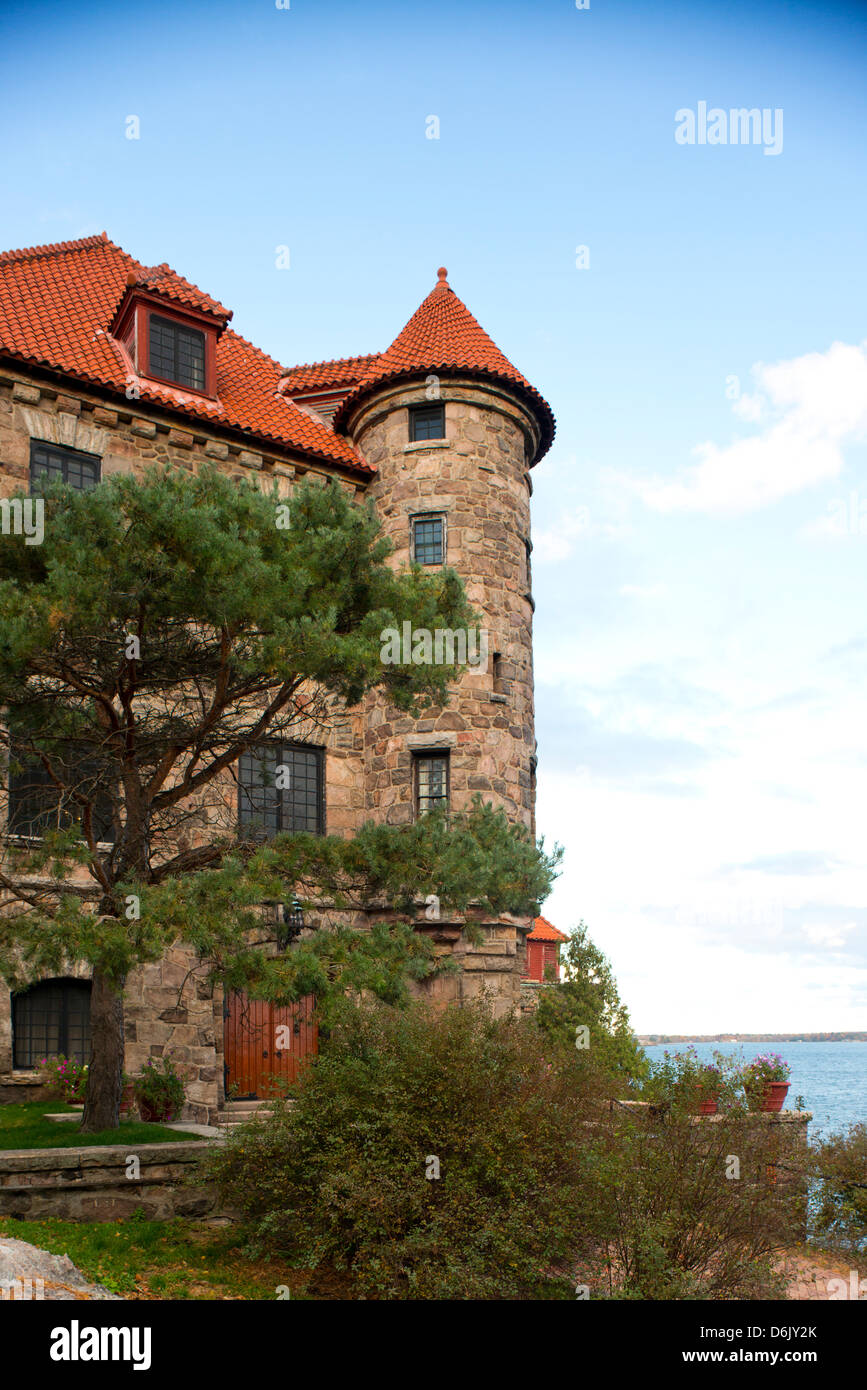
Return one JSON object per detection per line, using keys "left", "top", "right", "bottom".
{"left": 409, "top": 404, "right": 445, "bottom": 442}
{"left": 149, "top": 314, "right": 206, "bottom": 391}
{"left": 492, "top": 652, "right": 511, "bottom": 698}
{"left": 414, "top": 751, "right": 450, "bottom": 816}
{"left": 411, "top": 513, "right": 445, "bottom": 566}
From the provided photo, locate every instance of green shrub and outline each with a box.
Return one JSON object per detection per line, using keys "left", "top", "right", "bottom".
{"left": 642, "top": 1047, "right": 745, "bottom": 1114}
{"left": 809, "top": 1123, "right": 867, "bottom": 1258}
{"left": 586, "top": 1104, "right": 795, "bottom": 1299}
{"left": 204, "top": 999, "right": 611, "bottom": 1300}
{"left": 204, "top": 1000, "right": 803, "bottom": 1301}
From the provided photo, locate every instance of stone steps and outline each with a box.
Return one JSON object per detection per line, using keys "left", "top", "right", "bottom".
{"left": 217, "top": 1099, "right": 288, "bottom": 1127}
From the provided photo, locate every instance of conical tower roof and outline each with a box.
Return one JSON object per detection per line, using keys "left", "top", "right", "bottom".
{"left": 333, "top": 268, "right": 554, "bottom": 463}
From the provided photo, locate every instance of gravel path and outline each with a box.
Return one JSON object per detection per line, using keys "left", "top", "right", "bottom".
{"left": 0, "top": 1237, "right": 122, "bottom": 1300}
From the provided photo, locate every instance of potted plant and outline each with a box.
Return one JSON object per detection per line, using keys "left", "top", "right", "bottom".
{"left": 644, "top": 1048, "right": 724, "bottom": 1115}
{"left": 741, "top": 1053, "right": 791, "bottom": 1112}
{"left": 133, "top": 1056, "right": 186, "bottom": 1123}
{"left": 119, "top": 1073, "right": 136, "bottom": 1118}
{"left": 695, "top": 1063, "right": 724, "bottom": 1115}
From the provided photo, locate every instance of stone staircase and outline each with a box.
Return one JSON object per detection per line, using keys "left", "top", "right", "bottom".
{"left": 217, "top": 1099, "right": 275, "bottom": 1129}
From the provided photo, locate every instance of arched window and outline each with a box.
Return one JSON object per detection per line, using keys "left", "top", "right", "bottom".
{"left": 11, "top": 978, "right": 92, "bottom": 1068}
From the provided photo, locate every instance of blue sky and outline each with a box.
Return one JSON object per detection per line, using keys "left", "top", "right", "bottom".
{"left": 2, "top": 0, "right": 866, "bottom": 1029}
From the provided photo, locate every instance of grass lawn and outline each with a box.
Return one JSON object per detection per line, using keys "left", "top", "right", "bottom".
{"left": 0, "top": 1214, "right": 339, "bottom": 1299}
{"left": 0, "top": 1101, "right": 208, "bottom": 1150}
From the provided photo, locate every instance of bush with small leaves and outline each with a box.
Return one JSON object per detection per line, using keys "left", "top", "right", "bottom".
{"left": 808, "top": 1123, "right": 867, "bottom": 1258}
{"left": 203, "top": 999, "right": 612, "bottom": 1300}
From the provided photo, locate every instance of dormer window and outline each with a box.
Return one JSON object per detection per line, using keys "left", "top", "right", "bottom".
{"left": 110, "top": 269, "right": 228, "bottom": 400}
{"left": 149, "top": 314, "right": 206, "bottom": 391}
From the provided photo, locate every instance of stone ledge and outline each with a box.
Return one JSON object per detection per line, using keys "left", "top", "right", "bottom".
{"left": 0, "top": 1140, "right": 223, "bottom": 1220}
{"left": 403, "top": 439, "right": 448, "bottom": 454}
{"left": 0, "top": 1140, "right": 218, "bottom": 1173}
{"left": 693, "top": 1110, "right": 812, "bottom": 1125}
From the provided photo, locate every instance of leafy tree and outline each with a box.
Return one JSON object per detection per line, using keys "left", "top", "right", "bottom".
{"left": 534, "top": 920, "right": 647, "bottom": 1083}
{"left": 0, "top": 466, "right": 557, "bottom": 1130}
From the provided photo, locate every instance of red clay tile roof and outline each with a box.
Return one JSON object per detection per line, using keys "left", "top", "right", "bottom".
{"left": 333, "top": 268, "right": 555, "bottom": 463}
{"left": 529, "top": 916, "right": 569, "bottom": 942}
{"left": 0, "top": 233, "right": 371, "bottom": 474}
{"left": 125, "top": 263, "right": 232, "bottom": 322}
{"left": 279, "top": 354, "right": 381, "bottom": 396}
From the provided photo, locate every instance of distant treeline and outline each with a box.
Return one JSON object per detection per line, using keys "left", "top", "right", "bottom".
{"left": 637, "top": 1033, "right": 867, "bottom": 1044}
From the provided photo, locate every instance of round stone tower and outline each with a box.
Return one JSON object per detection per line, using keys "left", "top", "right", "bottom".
{"left": 333, "top": 268, "right": 555, "bottom": 1010}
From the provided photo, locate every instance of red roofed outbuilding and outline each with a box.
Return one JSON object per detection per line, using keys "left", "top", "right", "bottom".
{"left": 524, "top": 917, "right": 569, "bottom": 983}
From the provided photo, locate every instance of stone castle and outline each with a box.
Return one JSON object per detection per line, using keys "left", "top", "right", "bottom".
{"left": 0, "top": 234, "right": 554, "bottom": 1121}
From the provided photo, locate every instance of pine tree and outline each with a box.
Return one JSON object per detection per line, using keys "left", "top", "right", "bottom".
{"left": 0, "top": 467, "right": 558, "bottom": 1130}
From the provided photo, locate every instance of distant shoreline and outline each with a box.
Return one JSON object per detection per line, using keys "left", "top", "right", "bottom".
{"left": 637, "top": 1033, "right": 867, "bottom": 1044}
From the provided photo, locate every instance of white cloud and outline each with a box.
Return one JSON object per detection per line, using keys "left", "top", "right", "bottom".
{"left": 533, "top": 646, "right": 867, "bottom": 1029}
{"left": 532, "top": 505, "right": 591, "bottom": 562}
{"left": 731, "top": 391, "right": 765, "bottom": 424}
{"left": 635, "top": 341, "right": 867, "bottom": 515}
{"left": 802, "top": 921, "right": 856, "bottom": 952}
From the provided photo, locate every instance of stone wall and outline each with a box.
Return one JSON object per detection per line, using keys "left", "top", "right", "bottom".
{"left": 0, "top": 1139, "right": 221, "bottom": 1221}
{"left": 124, "top": 947, "right": 224, "bottom": 1125}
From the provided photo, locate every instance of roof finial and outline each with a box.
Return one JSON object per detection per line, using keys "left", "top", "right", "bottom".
{"left": 437, "top": 266, "right": 448, "bottom": 284}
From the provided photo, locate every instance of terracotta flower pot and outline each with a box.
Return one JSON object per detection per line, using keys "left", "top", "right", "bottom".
{"left": 138, "top": 1098, "right": 172, "bottom": 1123}
{"left": 760, "top": 1081, "right": 790, "bottom": 1113}
{"left": 697, "top": 1096, "right": 719, "bottom": 1115}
